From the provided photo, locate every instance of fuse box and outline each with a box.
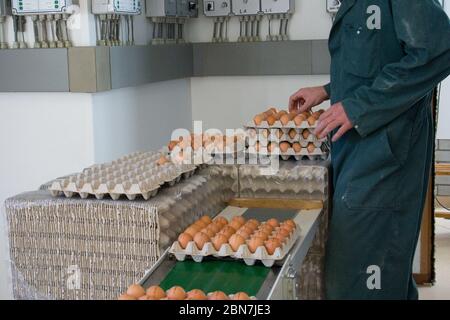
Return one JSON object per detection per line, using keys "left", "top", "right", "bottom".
{"left": 177, "top": 0, "right": 198, "bottom": 17}
{"left": 203, "top": 0, "right": 231, "bottom": 17}
{"left": 260, "top": 0, "right": 294, "bottom": 14}
{"left": 326, "top": 0, "right": 341, "bottom": 14}
{"left": 92, "top": 0, "right": 142, "bottom": 15}
{"left": 232, "top": 0, "right": 260, "bottom": 16}
{"left": 146, "top": 0, "right": 177, "bottom": 17}
{"left": 11, "top": 0, "right": 73, "bottom": 15}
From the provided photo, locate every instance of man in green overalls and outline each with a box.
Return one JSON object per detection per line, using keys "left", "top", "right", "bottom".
{"left": 289, "top": 0, "right": 450, "bottom": 299}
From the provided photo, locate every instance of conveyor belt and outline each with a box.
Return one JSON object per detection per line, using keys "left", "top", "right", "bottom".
{"left": 160, "top": 260, "right": 270, "bottom": 296}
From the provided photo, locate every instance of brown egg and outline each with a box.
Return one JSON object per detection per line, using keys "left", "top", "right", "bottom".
{"left": 248, "top": 237, "right": 265, "bottom": 253}
{"left": 280, "top": 142, "right": 290, "bottom": 153}
{"left": 231, "top": 216, "right": 246, "bottom": 226}
{"left": 307, "top": 143, "right": 316, "bottom": 154}
{"left": 168, "top": 141, "right": 179, "bottom": 151}
{"left": 276, "top": 227, "right": 291, "bottom": 239}
{"left": 267, "top": 218, "right": 279, "bottom": 228}
{"left": 268, "top": 107, "right": 278, "bottom": 114}
{"left": 312, "top": 110, "right": 323, "bottom": 119}
{"left": 254, "top": 114, "right": 264, "bottom": 126}
{"left": 272, "top": 233, "right": 288, "bottom": 244}
{"left": 247, "top": 219, "right": 260, "bottom": 227}
{"left": 265, "top": 239, "right": 282, "bottom": 255}
{"left": 139, "top": 295, "right": 155, "bottom": 300}
{"left": 194, "top": 232, "right": 211, "bottom": 250}
{"left": 284, "top": 219, "right": 297, "bottom": 229}
{"left": 259, "top": 223, "right": 274, "bottom": 234}
{"left": 208, "top": 291, "right": 230, "bottom": 300}
{"left": 207, "top": 223, "right": 221, "bottom": 234}
{"left": 146, "top": 286, "right": 166, "bottom": 299}
{"left": 194, "top": 220, "right": 208, "bottom": 229}
{"left": 233, "top": 292, "right": 251, "bottom": 300}
{"left": 236, "top": 229, "right": 251, "bottom": 239}
{"left": 214, "top": 217, "right": 228, "bottom": 226}
{"left": 229, "top": 220, "right": 243, "bottom": 231}
{"left": 178, "top": 233, "right": 193, "bottom": 249}
{"left": 267, "top": 115, "right": 277, "bottom": 126}
{"left": 220, "top": 226, "right": 237, "bottom": 239}
{"left": 187, "top": 289, "right": 207, "bottom": 300}
{"left": 185, "top": 225, "right": 200, "bottom": 238}
{"left": 302, "top": 129, "right": 311, "bottom": 139}
{"left": 212, "top": 234, "right": 229, "bottom": 250}
{"left": 157, "top": 156, "right": 169, "bottom": 166}
{"left": 255, "top": 141, "right": 261, "bottom": 152}
{"left": 294, "top": 114, "right": 306, "bottom": 126}
{"left": 126, "top": 284, "right": 146, "bottom": 299}
{"left": 239, "top": 225, "right": 254, "bottom": 235}
{"left": 292, "top": 142, "right": 302, "bottom": 153}
{"left": 261, "top": 129, "right": 269, "bottom": 139}
{"left": 280, "top": 114, "right": 291, "bottom": 125}
{"left": 229, "top": 234, "right": 246, "bottom": 251}
{"left": 307, "top": 116, "right": 317, "bottom": 126}
{"left": 289, "top": 110, "right": 299, "bottom": 117}
{"left": 253, "top": 230, "right": 270, "bottom": 240}
{"left": 167, "top": 286, "right": 186, "bottom": 300}
{"left": 200, "top": 215, "right": 212, "bottom": 225}
{"left": 202, "top": 228, "right": 216, "bottom": 238}
{"left": 289, "top": 129, "right": 297, "bottom": 139}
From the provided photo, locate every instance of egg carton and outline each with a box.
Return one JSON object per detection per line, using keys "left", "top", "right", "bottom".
{"left": 49, "top": 151, "right": 197, "bottom": 201}
{"left": 169, "top": 224, "right": 301, "bottom": 268}
{"left": 247, "top": 127, "right": 324, "bottom": 142}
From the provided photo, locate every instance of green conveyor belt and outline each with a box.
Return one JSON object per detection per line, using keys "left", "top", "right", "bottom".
{"left": 159, "top": 260, "right": 270, "bottom": 296}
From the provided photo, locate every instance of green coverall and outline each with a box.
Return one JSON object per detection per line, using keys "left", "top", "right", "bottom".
{"left": 324, "top": 0, "right": 450, "bottom": 299}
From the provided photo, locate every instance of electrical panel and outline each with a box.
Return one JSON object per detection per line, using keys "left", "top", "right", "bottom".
{"left": 92, "top": 0, "right": 142, "bottom": 15}
{"left": 146, "top": 0, "right": 177, "bottom": 17}
{"left": 11, "top": 0, "right": 73, "bottom": 15}
{"left": 232, "top": 0, "right": 260, "bottom": 16}
{"left": 177, "top": 0, "right": 198, "bottom": 17}
{"left": 326, "top": 0, "right": 341, "bottom": 14}
{"left": 0, "top": 0, "right": 11, "bottom": 16}
{"left": 261, "top": 0, "right": 294, "bottom": 14}
{"left": 203, "top": 0, "right": 231, "bottom": 17}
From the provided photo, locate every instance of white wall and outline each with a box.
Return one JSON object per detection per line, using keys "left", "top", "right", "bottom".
{"left": 191, "top": 75, "right": 330, "bottom": 130}
{"left": 0, "top": 93, "right": 95, "bottom": 299}
{"left": 92, "top": 79, "right": 192, "bottom": 162}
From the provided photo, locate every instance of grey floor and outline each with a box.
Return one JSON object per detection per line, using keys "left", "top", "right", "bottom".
{"left": 418, "top": 196, "right": 450, "bottom": 300}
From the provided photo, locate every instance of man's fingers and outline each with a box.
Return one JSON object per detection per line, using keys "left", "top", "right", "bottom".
{"left": 318, "top": 120, "right": 340, "bottom": 139}
{"left": 332, "top": 123, "right": 352, "bottom": 142}
{"left": 314, "top": 116, "right": 334, "bottom": 137}
{"left": 289, "top": 91, "right": 303, "bottom": 112}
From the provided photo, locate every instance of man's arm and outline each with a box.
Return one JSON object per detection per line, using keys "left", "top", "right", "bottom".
{"left": 342, "top": 0, "right": 450, "bottom": 138}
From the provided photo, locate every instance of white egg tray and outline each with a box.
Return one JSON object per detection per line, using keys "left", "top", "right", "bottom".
{"left": 49, "top": 151, "right": 197, "bottom": 201}
{"left": 169, "top": 224, "right": 301, "bottom": 268}
{"left": 246, "top": 128, "right": 326, "bottom": 146}
{"left": 245, "top": 119, "right": 318, "bottom": 129}
{"left": 246, "top": 145, "right": 329, "bottom": 161}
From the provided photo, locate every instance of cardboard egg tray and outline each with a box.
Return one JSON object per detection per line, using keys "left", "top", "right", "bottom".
{"left": 169, "top": 224, "right": 301, "bottom": 268}
{"left": 49, "top": 151, "right": 197, "bottom": 201}
{"left": 246, "top": 144, "right": 329, "bottom": 161}
{"left": 246, "top": 127, "right": 326, "bottom": 146}
{"left": 245, "top": 119, "right": 318, "bottom": 129}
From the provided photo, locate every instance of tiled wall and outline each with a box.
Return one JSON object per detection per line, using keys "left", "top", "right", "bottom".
{"left": 436, "top": 139, "right": 450, "bottom": 196}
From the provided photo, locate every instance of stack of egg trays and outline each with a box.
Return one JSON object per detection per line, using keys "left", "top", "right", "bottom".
{"left": 49, "top": 151, "right": 197, "bottom": 201}
{"left": 244, "top": 120, "right": 329, "bottom": 161}
{"left": 169, "top": 224, "right": 301, "bottom": 268}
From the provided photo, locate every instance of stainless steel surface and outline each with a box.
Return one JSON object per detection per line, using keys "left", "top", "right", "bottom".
{"left": 139, "top": 207, "right": 322, "bottom": 300}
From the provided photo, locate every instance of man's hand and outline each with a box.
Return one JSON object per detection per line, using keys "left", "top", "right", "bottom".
{"left": 289, "top": 86, "right": 329, "bottom": 113}
{"left": 314, "top": 102, "right": 353, "bottom": 142}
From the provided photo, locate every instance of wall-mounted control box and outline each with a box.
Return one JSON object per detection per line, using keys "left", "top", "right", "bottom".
{"left": 92, "top": 0, "right": 142, "bottom": 15}
{"left": 11, "top": 0, "right": 73, "bottom": 15}
{"left": 326, "top": 0, "right": 341, "bottom": 14}
{"left": 203, "top": 0, "right": 231, "bottom": 17}
{"left": 260, "top": 0, "right": 294, "bottom": 14}
{"left": 177, "top": 0, "right": 198, "bottom": 17}
{"left": 146, "top": 0, "right": 177, "bottom": 17}
{"left": 232, "top": 0, "right": 260, "bottom": 16}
